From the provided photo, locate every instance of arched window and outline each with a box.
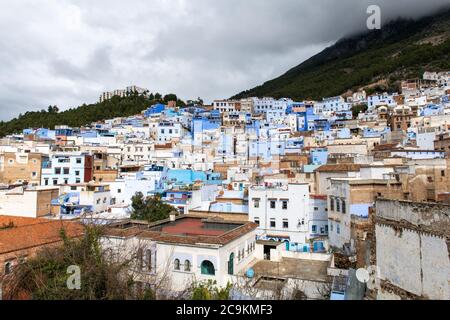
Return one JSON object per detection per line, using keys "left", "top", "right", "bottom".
{"left": 200, "top": 260, "right": 215, "bottom": 275}
{"left": 137, "top": 248, "right": 144, "bottom": 270}
{"left": 228, "top": 253, "right": 234, "bottom": 275}
{"left": 4, "top": 261, "right": 12, "bottom": 275}
{"left": 174, "top": 259, "right": 180, "bottom": 270}
{"left": 146, "top": 249, "right": 152, "bottom": 271}
{"left": 184, "top": 260, "right": 191, "bottom": 272}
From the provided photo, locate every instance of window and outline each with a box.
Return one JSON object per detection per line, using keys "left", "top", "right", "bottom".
{"left": 282, "top": 219, "right": 289, "bottom": 229}
{"left": 312, "top": 225, "right": 317, "bottom": 233}
{"left": 118, "top": 189, "right": 122, "bottom": 194}
{"left": 184, "top": 260, "right": 191, "bottom": 272}
{"left": 55, "top": 168, "right": 61, "bottom": 174}
{"left": 63, "top": 168, "right": 69, "bottom": 175}
{"left": 146, "top": 250, "right": 152, "bottom": 271}
{"left": 336, "top": 199, "right": 340, "bottom": 212}
{"left": 270, "top": 219, "right": 276, "bottom": 228}
{"left": 174, "top": 259, "right": 180, "bottom": 270}
{"left": 337, "top": 224, "right": 340, "bottom": 234}
{"left": 4, "top": 261, "right": 12, "bottom": 275}
{"left": 330, "top": 223, "right": 333, "bottom": 232}
{"left": 228, "top": 253, "right": 234, "bottom": 275}
{"left": 200, "top": 260, "right": 215, "bottom": 275}
{"left": 282, "top": 200, "right": 288, "bottom": 210}
{"left": 76, "top": 178, "right": 81, "bottom": 183}
{"left": 64, "top": 179, "right": 68, "bottom": 184}
{"left": 325, "top": 225, "right": 329, "bottom": 233}
{"left": 44, "top": 179, "right": 49, "bottom": 186}
{"left": 137, "top": 249, "right": 143, "bottom": 270}
{"left": 270, "top": 200, "right": 276, "bottom": 209}
{"left": 254, "top": 217, "right": 260, "bottom": 225}
{"left": 53, "top": 179, "right": 58, "bottom": 185}
{"left": 76, "top": 158, "right": 82, "bottom": 164}
{"left": 253, "top": 199, "right": 260, "bottom": 208}
{"left": 31, "top": 172, "right": 37, "bottom": 178}
{"left": 341, "top": 200, "right": 346, "bottom": 214}
{"left": 330, "top": 197, "right": 334, "bottom": 211}
{"left": 441, "top": 170, "right": 445, "bottom": 177}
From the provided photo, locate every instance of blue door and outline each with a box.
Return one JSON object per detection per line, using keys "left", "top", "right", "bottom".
{"left": 313, "top": 241, "right": 324, "bottom": 252}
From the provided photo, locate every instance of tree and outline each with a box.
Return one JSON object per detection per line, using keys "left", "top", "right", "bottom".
{"left": 191, "top": 280, "right": 231, "bottom": 300}
{"left": 1, "top": 225, "right": 146, "bottom": 300}
{"left": 351, "top": 103, "right": 368, "bottom": 119}
{"left": 0, "top": 94, "right": 179, "bottom": 138}
{"left": 163, "top": 94, "right": 177, "bottom": 103}
{"left": 131, "top": 192, "right": 175, "bottom": 222}
{"left": 196, "top": 97, "right": 204, "bottom": 106}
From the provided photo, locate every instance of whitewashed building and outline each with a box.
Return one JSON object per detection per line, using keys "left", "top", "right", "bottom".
{"left": 248, "top": 183, "right": 310, "bottom": 244}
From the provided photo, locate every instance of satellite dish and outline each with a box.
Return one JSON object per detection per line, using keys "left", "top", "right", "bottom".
{"left": 246, "top": 268, "right": 255, "bottom": 278}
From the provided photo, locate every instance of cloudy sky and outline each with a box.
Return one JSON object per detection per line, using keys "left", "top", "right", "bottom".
{"left": 0, "top": 0, "right": 448, "bottom": 120}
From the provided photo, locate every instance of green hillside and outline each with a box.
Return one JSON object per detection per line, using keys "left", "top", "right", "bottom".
{"left": 232, "top": 8, "right": 450, "bottom": 100}
{"left": 0, "top": 93, "right": 185, "bottom": 137}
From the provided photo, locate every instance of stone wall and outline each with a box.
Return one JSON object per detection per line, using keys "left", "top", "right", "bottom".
{"left": 375, "top": 199, "right": 450, "bottom": 300}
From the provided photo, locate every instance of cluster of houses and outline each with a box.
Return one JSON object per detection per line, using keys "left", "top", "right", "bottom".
{"left": 0, "top": 71, "right": 449, "bottom": 300}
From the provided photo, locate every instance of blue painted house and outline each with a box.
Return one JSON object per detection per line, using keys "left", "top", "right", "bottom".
{"left": 144, "top": 103, "right": 166, "bottom": 117}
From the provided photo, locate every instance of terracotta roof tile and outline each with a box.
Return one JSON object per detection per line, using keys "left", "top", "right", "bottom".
{"left": 0, "top": 216, "right": 84, "bottom": 254}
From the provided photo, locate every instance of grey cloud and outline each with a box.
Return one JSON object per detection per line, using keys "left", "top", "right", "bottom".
{"left": 0, "top": 0, "right": 448, "bottom": 120}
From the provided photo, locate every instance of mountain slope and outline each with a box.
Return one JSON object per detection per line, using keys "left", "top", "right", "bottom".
{"left": 232, "top": 8, "right": 450, "bottom": 100}
{"left": 0, "top": 94, "right": 185, "bottom": 137}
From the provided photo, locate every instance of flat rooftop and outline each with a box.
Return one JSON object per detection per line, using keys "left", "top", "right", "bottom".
{"left": 251, "top": 258, "right": 329, "bottom": 282}
{"left": 104, "top": 216, "right": 258, "bottom": 246}
{"left": 150, "top": 217, "right": 240, "bottom": 237}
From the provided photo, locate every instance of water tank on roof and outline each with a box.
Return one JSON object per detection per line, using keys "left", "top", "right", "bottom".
{"left": 246, "top": 268, "right": 255, "bottom": 278}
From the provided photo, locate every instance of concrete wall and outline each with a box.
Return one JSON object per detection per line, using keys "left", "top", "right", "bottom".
{"left": 0, "top": 190, "right": 38, "bottom": 217}
{"left": 375, "top": 199, "right": 450, "bottom": 299}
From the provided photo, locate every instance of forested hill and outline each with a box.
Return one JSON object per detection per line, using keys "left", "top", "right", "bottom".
{"left": 0, "top": 94, "right": 184, "bottom": 137}
{"left": 232, "top": 8, "right": 450, "bottom": 100}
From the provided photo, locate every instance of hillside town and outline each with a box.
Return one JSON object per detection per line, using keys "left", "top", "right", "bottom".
{"left": 0, "top": 71, "right": 449, "bottom": 300}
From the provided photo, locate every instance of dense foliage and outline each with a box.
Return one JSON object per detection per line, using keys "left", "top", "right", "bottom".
{"left": 351, "top": 103, "right": 368, "bottom": 119}
{"left": 191, "top": 280, "right": 232, "bottom": 300}
{"left": 1, "top": 226, "right": 148, "bottom": 300}
{"left": 131, "top": 192, "right": 175, "bottom": 222}
{"left": 0, "top": 92, "right": 186, "bottom": 138}
{"left": 232, "top": 9, "right": 450, "bottom": 101}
